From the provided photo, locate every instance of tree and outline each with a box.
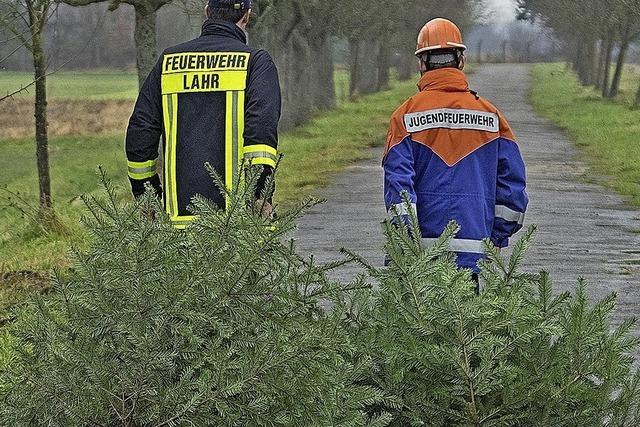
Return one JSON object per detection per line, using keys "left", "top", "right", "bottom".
{"left": 0, "top": 0, "right": 56, "bottom": 219}
{"left": 342, "top": 206, "right": 640, "bottom": 425}
{"left": 518, "top": 0, "right": 640, "bottom": 103}
{"left": 0, "top": 170, "right": 391, "bottom": 426}
{"left": 62, "top": 0, "right": 172, "bottom": 88}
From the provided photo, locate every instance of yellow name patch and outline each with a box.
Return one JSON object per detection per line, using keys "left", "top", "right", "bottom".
{"left": 161, "top": 52, "right": 250, "bottom": 94}
{"left": 161, "top": 70, "right": 247, "bottom": 94}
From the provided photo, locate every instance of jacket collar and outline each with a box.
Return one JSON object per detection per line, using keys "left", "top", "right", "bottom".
{"left": 200, "top": 19, "right": 247, "bottom": 44}
{"left": 417, "top": 68, "right": 469, "bottom": 92}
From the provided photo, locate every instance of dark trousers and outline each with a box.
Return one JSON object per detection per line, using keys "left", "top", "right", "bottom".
{"left": 472, "top": 273, "right": 480, "bottom": 295}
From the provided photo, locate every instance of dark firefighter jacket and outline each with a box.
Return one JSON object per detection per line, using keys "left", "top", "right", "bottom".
{"left": 126, "top": 19, "right": 281, "bottom": 229}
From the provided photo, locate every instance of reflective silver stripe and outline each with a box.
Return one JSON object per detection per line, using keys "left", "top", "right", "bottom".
{"left": 388, "top": 203, "right": 417, "bottom": 218}
{"left": 243, "top": 151, "right": 277, "bottom": 162}
{"left": 127, "top": 159, "right": 158, "bottom": 179}
{"left": 128, "top": 165, "right": 156, "bottom": 175}
{"left": 495, "top": 205, "right": 525, "bottom": 225}
{"left": 422, "top": 238, "right": 485, "bottom": 254}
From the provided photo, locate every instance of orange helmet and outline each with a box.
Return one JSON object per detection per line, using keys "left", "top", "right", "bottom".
{"left": 415, "top": 18, "right": 467, "bottom": 57}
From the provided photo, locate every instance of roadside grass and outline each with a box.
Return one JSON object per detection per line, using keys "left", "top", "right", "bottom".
{"left": 615, "top": 63, "right": 640, "bottom": 106}
{"left": 530, "top": 63, "right": 640, "bottom": 207}
{"left": 0, "top": 76, "right": 416, "bottom": 313}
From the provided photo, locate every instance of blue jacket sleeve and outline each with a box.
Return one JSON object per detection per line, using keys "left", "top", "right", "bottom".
{"left": 125, "top": 54, "right": 164, "bottom": 198}
{"left": 491, "top": 137, "right": 528, "bottom": 248}
{"left": 383, "top": 136, "right": 417, "bottom": 223}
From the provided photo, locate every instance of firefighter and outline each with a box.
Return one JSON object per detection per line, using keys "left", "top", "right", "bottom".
{"left": 126, "top": 0, "right": 281, "bottom": 228}
{"left": 383, "top": 18, "right": 528, "bottom": 288}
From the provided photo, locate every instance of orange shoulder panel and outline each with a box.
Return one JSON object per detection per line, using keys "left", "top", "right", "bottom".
{"left": 398, "top": 91, "right": 517, "bottom": 166}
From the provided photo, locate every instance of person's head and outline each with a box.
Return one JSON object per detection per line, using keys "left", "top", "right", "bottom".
{"left": 415, "top": 18, "right": 466, "bottom": 75}
{"left": 205, "top": 0, "right": 252, "bottom": 29}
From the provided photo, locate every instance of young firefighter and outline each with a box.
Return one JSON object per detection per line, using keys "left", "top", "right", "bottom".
{"left": 125, "top": 0, "right": 281, "bottom": 227}
{"left": 383, "top": 18, "right": 529, "bottom": 289}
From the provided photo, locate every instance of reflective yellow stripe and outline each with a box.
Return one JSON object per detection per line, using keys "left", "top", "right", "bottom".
{"left": 243, "top": 144, "right": 276, "bottom": 167}
{"left": 244, "top": 151, "right": 277, "bottom": 162}
{"left": 245, "top": 156, "right": 276, "bottom": 168}
{"left": 162, "top": 94, "right": 172, "bottom": 215}
{"left": 171, "top": 215, "right": 196, "bottom": 229}
{"left": 243, "top": 144, "right": 277, "bottom": 156}
{"left": 232, "top": 91, "right": 240, "bottom": 186}
{"left": 225, "top": 92, "right": 234, "bottom": 209}
{"left": 163, "top": 93, "right": 179, "bottom": 218}
{"left": 237, "top": 91, "right": 245, "bottom": 158}
{"left": 127, "top": 158, "right": 158, "bottom": 180}
{"left": 128, "top": 171, "right": 157, "bottom": 180}
{"left": 224, "top": 91, "right": 245, "bottom": 208}
{"left": 170, "top": 93, "right": 179, "bottom": 217}
{"left": 128, "top": 159, "right": 157, "bottom": 168}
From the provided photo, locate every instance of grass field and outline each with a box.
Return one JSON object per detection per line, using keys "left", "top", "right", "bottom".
{"left": 0, "top": 70, "right": 416, "bottom": 316}
{"left": 530, "top": 63, "right": 640, "bottom": 207}
{"left": 0, "top": 69, "right": 355, "bottom": 103}
{"left": 0, "top": 70, "right": 139, "bottom": 101}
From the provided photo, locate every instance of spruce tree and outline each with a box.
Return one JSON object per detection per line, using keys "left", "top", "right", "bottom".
{"left": 3, "top": 177, "right": 640, "bottom": 426}
{"left": 341, "top": 200, "right": 640, "bottom": 426}
{"left": 0, "top": 167, "right": 390, "bottom": 427}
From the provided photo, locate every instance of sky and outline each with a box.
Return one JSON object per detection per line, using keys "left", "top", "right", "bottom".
{"left": 486, "top": 0, "right": 518, "bottom": 23}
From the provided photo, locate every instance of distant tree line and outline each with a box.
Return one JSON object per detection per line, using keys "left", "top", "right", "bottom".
{"left": 1, "top": 0, "right": 481, "bottom": 126}
{"left": 469, "top": 21, "right": 562, "bottom": 64}
{"left": 250, "top": 0, "right": 478, "bottom": 128}
{"left": 518, "top": 0, "right": 640, "bottom": 107}
{"left": 0, "top": 0, "right": 481, "bottom": 225}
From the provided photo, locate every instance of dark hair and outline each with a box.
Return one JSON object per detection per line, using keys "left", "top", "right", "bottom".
{"left": 207, "top": 7, "right": 246, "bottom": 23}
{"left": 420, "top": 49, "right": 463, "bottom": 71}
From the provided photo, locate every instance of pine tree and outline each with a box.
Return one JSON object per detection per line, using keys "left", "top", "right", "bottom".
{"left": 0, "top": 167, "right": 390, "bottom": 427}
{"left": 341, "top": 200, "right": 640, "bottom": 426}
{"left": 3, "top": 178, "right": 640, "bottom": 426}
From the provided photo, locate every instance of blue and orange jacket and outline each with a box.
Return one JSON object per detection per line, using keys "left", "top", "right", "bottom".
{"left": 383, "top": 67, "right": 528, "bottom": 272}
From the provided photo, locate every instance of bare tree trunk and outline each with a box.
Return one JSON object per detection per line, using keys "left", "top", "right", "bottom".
{"left": 134, "top": 5, "right": 158, "bottom": 89}
{"left": 590, "top": 39, "right": 599, "bottom": 85}
{"left": 356, "top": 40, "right": 378, "bottom": 95}
{"left": 576, "top": 39, "right": 596, "bottom": 86}
{"left": 289, "top": 31, "right": 313, "bottom": 126}
{"left": 376, "top": 38, "right": 390, "bottom": 92}
{"left": 595, "top": 37, "right": 609, "bottom": 91}
{"left": 601, "top": 36, "right": 614, "bottom": 97}
{"left": 30, "top": 16, "right": 53, "bottom": 213}
{"left": 594, "top": 41, "right": 604, "bottom": 90}
{"left": 348, "top": 37, "right": 359, "bottom": 96}
{"left": 608, "top": 38, "right": 629, "bottom": 99}
{"left": 310, "top": 32, "right": 335, "bottom": 110}
{"left": 397, "top": 53, "right": 414, "bottom": 81}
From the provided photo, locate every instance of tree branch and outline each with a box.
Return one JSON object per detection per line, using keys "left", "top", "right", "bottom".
{"left": 0, "top": 6, "right": 107, "bottom": 102}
